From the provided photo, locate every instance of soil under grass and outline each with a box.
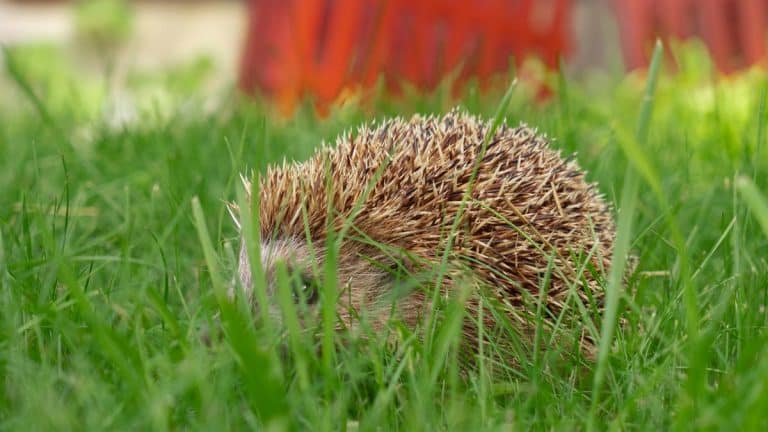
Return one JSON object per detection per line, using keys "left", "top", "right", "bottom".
{"left": 2, "top": 44, "right": 768, "bottom": 430}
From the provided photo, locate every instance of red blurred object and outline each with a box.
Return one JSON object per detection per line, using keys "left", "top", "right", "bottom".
{"left": 614, "top": 0, "right": 768, "bottom": 72}
{"left": 239, "top": 0, "right": 571, "bottom": 114}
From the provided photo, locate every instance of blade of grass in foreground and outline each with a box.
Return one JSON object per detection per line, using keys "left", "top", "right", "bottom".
{"left": 613, "top": 47, "right": 703, "bottom": 427}
{"left": 753, "top": 81, "right": 766, "bottom": 180}
{"left": 236, "top": 181, "right": 273, "bottom": 333}
{"left": 435, "top": 79, "right": 517, "bottom": 280}
{"left": 2, "top": 46, "right": 56, "bottom": 128}
{"left": 426, "top": 79, "right": 517, "bottom": 356}
{"left": 0, "top": 225, "right": 6, "bottom": 279}
{"left": 191, "top": 197, "right": 288, "bottom": 428}
{"left": 587, "top": 40, "right": 664, "bottom": 431}
{"left": 736, "top": 176, "right": 768, "bottom": 237}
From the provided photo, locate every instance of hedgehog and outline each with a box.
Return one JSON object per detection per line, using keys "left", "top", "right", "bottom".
{"left": 232, "top": 109, "right": 615, "bottom": 354}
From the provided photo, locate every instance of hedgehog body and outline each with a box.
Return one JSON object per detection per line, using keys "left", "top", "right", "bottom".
{"left": 236, "top": 110, "right": 615, "bottom": 345}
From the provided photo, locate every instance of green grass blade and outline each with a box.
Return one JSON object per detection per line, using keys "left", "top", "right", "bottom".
{"left": 2, "top": 46, "right": 56, "bottom": 128}
{"left": 754, "top": 81, "right": 767, "bottom": 178}
{"left": 0, "top": 225, "right": 6, "bottom": 279}
{"left": 588, "top": 40, "right": 664, "bottom": 431}
{"left": 736, "top": 176, "right": 768, "bottom": 238}
{"left": 191, "top": 197, "right": 288, "bottom": 427}
{"left": 426, "top": 80, "right": 517, "bottom": 356}
{"left": 191, "top": 197, "right": 227, "bottom": 303}
{"left": 235, "top": 180, "right": 273, "bottom": 332}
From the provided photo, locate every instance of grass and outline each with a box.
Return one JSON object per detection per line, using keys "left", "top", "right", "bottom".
{"left": 2, "top": 41, "right": 768, "bottom": 430}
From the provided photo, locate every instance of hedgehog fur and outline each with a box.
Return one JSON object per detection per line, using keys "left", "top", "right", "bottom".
{"left": 234, "top": 109, "right": 615, "bottom": 350}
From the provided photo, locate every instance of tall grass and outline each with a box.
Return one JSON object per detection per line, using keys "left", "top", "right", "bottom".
{"left": 2, "top": 41, "right": 768, "bottom": 430}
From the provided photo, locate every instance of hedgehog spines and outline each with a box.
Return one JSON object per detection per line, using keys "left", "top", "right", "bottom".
{"left": 236, "top": 108, "right": 616, "bottom": 353}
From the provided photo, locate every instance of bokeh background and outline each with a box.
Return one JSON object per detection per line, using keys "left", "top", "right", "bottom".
{"left": 3, "top": 0, "right": 765, "bottom": 117}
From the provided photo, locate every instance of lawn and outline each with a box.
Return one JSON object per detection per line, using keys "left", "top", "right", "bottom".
{"left": 2, "top": 43, "right": 768, "bottom": 430}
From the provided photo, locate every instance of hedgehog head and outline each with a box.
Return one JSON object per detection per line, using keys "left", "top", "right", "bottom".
{"left": 236, "top": 234, "right": 421, "bottom": 329}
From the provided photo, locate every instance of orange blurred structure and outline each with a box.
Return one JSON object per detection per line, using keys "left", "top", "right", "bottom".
{"left": 239, "top": 0, "right": 571, "bottom": 114}
{"left": 614, "top": 0, "right": 768, "bottom": 72}
{"left": 239, "top": 0, "right": 768, "bottom": 113}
